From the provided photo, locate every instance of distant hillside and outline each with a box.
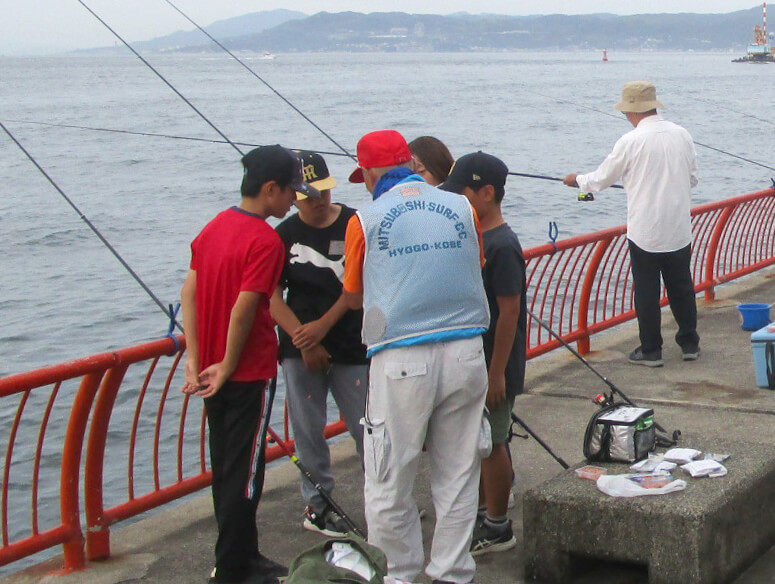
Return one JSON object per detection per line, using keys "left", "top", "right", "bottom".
{"left": 129, "top": 9, "right": 306, "bottom": 52}
{"left": 216, "top": 8, "right": 762, "bottom": 52}
{"left": 103, "top": 7, "right": 766, "bottom": 53}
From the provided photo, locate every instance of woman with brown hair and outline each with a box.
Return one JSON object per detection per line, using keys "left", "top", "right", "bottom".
{"left": 408, "top": 135, "right": 454, "bottom": 186}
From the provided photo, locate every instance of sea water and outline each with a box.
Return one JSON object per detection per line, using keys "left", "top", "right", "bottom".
{"left": 1, "top": 51, "right": 773, "bottom": 375}
{"left": 0, "top": 50, "right": 773, "bottom": 570}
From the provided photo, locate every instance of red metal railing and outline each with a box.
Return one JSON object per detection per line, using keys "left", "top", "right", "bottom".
{"left": 523, "top": 186, "right": 774, "bottom": 356}
{"left": 0, "top": 186, "right": 773, "bottom": 574}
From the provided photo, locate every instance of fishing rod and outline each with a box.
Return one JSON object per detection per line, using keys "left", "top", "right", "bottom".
{"left": 517, "top": 84, "right": 775, "bottom": 173}
{"left": 254, "top": 378, "right": 278, "bottom": 494}
{"left": 162, "top": 0, "right": 356, "bottom": 162}
{"left": 525, "top": 305, "right": 679, "bottom": 443}
{"left": 4, "top": 119, "right": 352, "bottom": 159}
{"left": 0, "top": 120, "right": 182, "bottom": 332}
{"left": 76, "top": 0, "right": 244, "bottom": 156}
{"left": 509, "top": 411, "right": 569, "bottom": 470}
{"left": 18, "top": 115, "right": 769, "bottom": 194}
{"left": 266, "top": 425, "right": 366, "bottom": 538}
{"left": 508, "top": 170, "right": 623, "bottom": 190}
{"left": 5, "top": 119, "right": 621, "bottom": 189}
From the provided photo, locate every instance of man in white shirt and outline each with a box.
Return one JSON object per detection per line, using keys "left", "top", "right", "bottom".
{"left": 564, "top": 81, "right": 700, "bottom": 367}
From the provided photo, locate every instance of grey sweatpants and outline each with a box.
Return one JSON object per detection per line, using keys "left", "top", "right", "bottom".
{"left": 282, "top": 358, "right": 367, "bottom": 511}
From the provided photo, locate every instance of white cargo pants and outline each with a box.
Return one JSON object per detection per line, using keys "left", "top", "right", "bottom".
{"left": 363, "top": 336, "right": 488, "bottom": 584}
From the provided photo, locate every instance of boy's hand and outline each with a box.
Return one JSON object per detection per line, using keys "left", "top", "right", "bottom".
{"left": 181, "top": 357, "right": 203, "bottom": 394}
{"left": 292, "top": 319, "right": 329, "bottom": 350}
{"left": 191, "top": 362, "right": 231, "bottom": 398}
{"left": 486, "top": 372, "right": 507, "bottom": 410}
{"left": 301, "top": 345, "right": 331, "bottom": 372}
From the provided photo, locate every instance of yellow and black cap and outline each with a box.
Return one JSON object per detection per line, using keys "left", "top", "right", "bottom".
{"left": 294, "top": 150, "right": 337, "bottom": 199}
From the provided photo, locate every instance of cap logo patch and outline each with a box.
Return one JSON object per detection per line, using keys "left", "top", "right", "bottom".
{"left": 303, "top": 164, "right": 318, "bottom": 182}
{"left": 472, "top": 173, "right": 481, "bottom": 181}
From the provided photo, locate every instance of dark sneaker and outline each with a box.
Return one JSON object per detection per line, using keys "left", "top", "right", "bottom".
{"left": 628, "top": 347, "right": 663, "bottom": 367}
{"left": 302, "top": 505, "right": 349, "bottom": 537}
{"left": 470, "top": 519, "right": 517, "bottom": 556}
{"left": 682, "top": 346, "right": 700, "bottom": 361}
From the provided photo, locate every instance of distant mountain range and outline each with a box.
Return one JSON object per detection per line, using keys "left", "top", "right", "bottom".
{"left": 107, "top": 7, "right": 766, "bottom": 53}
{"left": 128, "top": 9, "right": 307, "bottom": 52}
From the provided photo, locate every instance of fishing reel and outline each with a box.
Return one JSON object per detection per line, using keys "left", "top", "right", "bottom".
{"left": 577, "top": 192, "right": 595, "bottom": 202}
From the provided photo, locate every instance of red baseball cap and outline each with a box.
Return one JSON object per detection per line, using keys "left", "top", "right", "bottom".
{"left": 348, "top": 130, "right": 413, "bottom": 183}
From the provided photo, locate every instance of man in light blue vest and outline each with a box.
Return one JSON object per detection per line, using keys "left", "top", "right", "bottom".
{"left": 343, "top": 130, "right": 491, "bottom": 584}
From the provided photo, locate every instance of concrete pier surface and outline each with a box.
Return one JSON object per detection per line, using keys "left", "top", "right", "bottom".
{"left": 3, "top": 268, "right": 774, "bottom": 584}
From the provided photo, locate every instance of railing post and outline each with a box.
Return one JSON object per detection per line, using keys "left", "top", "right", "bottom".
{"left": 704, "top": 206, "right": 736, "bottom": 302}
{"left": 59, "top": 371, "right": 105, "bottom": 573}
{"left": 576, "top": 238, "right": 613, "bottom": 354}
{"left": 84, "top": 364, "right": 129, "bottom": 561}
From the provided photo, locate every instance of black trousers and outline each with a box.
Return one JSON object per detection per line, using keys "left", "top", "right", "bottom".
{"left": 205, "top": 380, "right": 268, "bottom": 582}
{"left": 628, "top": 240, "right": 700, "bottom": 354}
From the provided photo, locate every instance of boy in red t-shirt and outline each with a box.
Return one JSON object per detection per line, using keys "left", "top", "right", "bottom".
{"left": 180, "top": 145, "right": 318, "bottom": 584}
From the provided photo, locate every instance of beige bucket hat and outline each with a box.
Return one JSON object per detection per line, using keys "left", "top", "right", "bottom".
{"left": 614, "top": 81, "right": 665, "bottom": 113}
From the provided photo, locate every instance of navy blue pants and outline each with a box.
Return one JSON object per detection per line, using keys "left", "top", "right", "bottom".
{"left": 205, "top": 380, "right": 268, "bottom": 582}
{"left": 628, "top": 240, "right": 700, "bottom": 354}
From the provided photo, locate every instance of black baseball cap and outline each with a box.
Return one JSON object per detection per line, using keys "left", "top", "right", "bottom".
{"left": 240, "top": 145, "right": 320, "bottom": 199}
{"left": 439, "top": 151, "right": 508, "bottom": 197}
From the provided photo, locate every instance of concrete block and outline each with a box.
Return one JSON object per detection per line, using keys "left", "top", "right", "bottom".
{"left": 523, "top": 436, "right": 775, "bottom": 584}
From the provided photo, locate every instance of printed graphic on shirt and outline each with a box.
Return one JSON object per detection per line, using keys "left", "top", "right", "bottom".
{"left": 288, "top": 242, "right": 344, "bottom": 281}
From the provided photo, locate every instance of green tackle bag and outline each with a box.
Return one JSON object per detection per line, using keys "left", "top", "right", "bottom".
{"left": 285, "top": 534, "right": 388, "bottom": 584}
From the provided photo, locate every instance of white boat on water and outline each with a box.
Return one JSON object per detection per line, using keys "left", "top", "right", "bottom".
{"left": 260, "top": 51, "right": 276, "bottom": 60}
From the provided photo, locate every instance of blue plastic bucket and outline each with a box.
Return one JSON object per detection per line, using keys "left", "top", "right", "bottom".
{"left": 737, "top": 303, "right": 771, "bottom": 331}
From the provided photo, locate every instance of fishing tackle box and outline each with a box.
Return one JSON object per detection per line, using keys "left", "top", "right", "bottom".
{"left": 751, "top": 323, "right": 775, "bottom": 389}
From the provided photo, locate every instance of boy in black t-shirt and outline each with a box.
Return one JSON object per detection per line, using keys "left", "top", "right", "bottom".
{"left": 269, "top": 151, "right": 368, "bottom": 537}
{"left": 441, "top": 151, "right": 527, "bottom": 557}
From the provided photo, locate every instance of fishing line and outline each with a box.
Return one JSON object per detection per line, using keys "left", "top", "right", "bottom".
{"left": 5, "top": 119, "right": 352, "bottom": 159}
{"left": 517, "top": 84, "right": 775, "bottom": 173}
{"left": 693, "top": 96, "right": 775, "bottom": 128}
{"left": 76, "top": 0, "right": 245, "bottom": 156}
{"left": 691, "top": 141, "right": 775, "bottom": 172}
{"left": 162, "top": 0, "right": 357, "bottom": 162}
{"left": 0, "top": 120, "right": 183, "bottom": 332}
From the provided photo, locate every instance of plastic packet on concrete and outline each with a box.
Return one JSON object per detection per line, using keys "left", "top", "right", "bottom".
{"left": 681, "top": 459, "right": 728, "bottom": 478}
{"left": 324, "top": 542, "right": 376, "bottom": 581}
{"left": 596, "top": 473, "right": 686, "bottom": 497}
{"left": 664, "top": 448, "right": 702, "bottom": 464}
{"left": 630, "top": 453, "right": 677, "bottom": 473}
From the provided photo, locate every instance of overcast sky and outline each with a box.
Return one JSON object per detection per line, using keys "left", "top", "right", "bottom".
{"left": 1, "top": 1, "right": 762, "bottom": 55}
